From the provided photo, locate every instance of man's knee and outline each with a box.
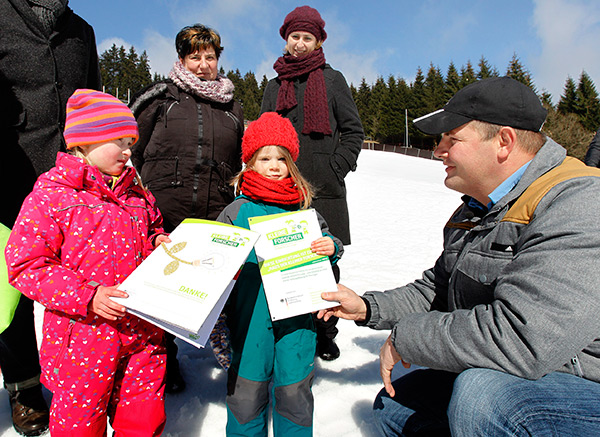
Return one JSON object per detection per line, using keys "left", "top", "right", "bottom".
{"left": 373, "top": 370, "right": 456, "bottom": 436}
{"left": 448, "top": 368, "right": 525, "bottom": 436}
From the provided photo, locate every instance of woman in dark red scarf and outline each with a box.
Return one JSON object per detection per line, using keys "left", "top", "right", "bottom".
{"left": 261, "top": 5, "right": 364, "bottom": 362}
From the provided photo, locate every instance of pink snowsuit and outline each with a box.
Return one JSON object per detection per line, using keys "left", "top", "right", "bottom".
{"left": 6, "top": 152, "right": 167, "bottom": 436}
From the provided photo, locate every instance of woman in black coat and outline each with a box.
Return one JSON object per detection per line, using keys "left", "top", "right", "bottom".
{"left": 261, "top": 6, "right": 364, "bottom": 361}
{"left": 130, "top": 24, "right": 243, "bottom": 393}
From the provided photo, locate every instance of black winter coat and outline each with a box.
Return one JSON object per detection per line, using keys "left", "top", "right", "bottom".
{"left": 130, "top": 81, "right": 244, "bottom": 232}
{"left": 0, "top": 0, "right": 101, "bottom": 227}
{"left": 261, "top": 64, "right": 364, "bottom": 245}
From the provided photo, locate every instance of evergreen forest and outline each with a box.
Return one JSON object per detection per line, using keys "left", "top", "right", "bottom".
{"left": 100, "top": 45, "right": 600, "bottom": 160}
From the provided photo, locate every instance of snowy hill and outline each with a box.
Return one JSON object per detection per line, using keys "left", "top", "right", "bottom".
{"left": 0, "top": 150, "right": 462, "bottom": 436}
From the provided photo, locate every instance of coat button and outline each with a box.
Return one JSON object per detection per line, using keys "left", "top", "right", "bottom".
{"left": 479, "top": 274, "right": 487, "bottom": 282}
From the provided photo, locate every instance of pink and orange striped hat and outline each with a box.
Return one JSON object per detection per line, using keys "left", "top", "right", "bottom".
{"left": 63, "top": 89, "right": 139, "bottom": 149}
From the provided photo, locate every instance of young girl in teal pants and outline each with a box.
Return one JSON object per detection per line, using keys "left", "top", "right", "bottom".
{"left": 217, "top": 112, "right": 343, "bottom": 436}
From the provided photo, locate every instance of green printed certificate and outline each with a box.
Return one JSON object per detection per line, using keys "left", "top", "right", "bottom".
{"left": 116, "top": 219, "right": 259, "bottom": 348}
{"left": 249, "top": 209, "right": 337, "bottom": 321}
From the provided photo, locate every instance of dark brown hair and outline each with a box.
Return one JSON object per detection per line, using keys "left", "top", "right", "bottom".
{"left": 175, "top": 24, "right": 223, "bottom": 59}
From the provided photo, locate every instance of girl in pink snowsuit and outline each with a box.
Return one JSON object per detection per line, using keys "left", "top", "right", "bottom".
{"left": 5, "top": 89, "right": 169, "bottom": 436}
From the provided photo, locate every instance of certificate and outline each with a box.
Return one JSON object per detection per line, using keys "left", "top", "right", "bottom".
{"left": 116, "top": 219, "right": 259, "bottom": 347}
{"left": 249, "top": 209, "right": 337, "bottom": 321}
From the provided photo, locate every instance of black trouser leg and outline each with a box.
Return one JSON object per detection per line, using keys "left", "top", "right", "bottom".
{"left": 0, "top": 295, "right": 42, "bottom": 390}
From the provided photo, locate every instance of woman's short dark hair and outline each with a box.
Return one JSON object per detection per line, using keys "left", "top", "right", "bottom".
{"left": 175, "top": 24, "right": 223, "bottom": 59}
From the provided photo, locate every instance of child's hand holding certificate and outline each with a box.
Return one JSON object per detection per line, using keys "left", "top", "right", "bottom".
{"left": 249, "top": 208, "right": 338, "bottom": 321}
{"left": 116, "top": 219, "right": 259, "bottom": 347}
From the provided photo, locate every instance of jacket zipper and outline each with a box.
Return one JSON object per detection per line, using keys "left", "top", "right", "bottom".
{"left": 191, "top": 101, "right": 204, "bottom": 212}
{"left": 225, "top": 111, "right": 241, "bottom": 134}
{"left": 53, "top": 319, "right": 76, "bottom": 380}
{"left": 164, "top": 101, "right": 178, "bottom": 128}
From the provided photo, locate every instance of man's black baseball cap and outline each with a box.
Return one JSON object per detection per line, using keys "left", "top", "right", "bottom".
{"left": 413, "top": 76, "right": 548, "bottom": 135}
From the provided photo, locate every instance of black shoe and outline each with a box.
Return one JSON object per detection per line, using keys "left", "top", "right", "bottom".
{"left": 9, "top": 386, "right": 49, "bottom": 436}
{"left": 317, "top": 337, "right": 340, "bottom": 361}
{"left": 165, "top": 363, "right": 186, "bottom": 394}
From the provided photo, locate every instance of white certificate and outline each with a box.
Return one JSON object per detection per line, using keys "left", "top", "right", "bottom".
{"left": 249, "top": 209, "right": 337, "bottom": 321}
{"left": 116, "top": 218, "right": 259, "bottom": 347}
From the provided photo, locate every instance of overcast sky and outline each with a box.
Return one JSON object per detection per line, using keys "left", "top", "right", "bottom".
{"left": 69, "top": 0, "right": 600, "bottom": 104}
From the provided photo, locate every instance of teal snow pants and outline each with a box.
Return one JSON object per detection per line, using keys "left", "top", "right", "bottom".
{"left": 225, "top": 280, "right": 316, "bottom": 437}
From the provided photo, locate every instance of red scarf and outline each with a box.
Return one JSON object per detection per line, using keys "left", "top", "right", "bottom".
{"left": 273, "top": 48, "right": 332, "bottom": 136}
{"left": 240, "top": 170, "right": 302, "bottom": 205}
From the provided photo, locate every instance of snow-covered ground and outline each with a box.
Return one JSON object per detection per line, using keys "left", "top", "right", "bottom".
{"left": 0, "top": 150, "right": 462, "bottom": 436}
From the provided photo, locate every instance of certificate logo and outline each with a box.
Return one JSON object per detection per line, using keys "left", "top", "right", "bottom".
{"left": 211, "top": 232, "right": 250, "bottom": 247}
{"left": 266, "top": 219, "right": 309, "bottom": 246}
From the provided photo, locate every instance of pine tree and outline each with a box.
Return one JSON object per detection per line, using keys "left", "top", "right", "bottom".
{"left": 356, "top": 78, "right": 372, "bottom": 139}
{"left": 136, "top": 51, "right": 153, "bottom": 89}
{"left": 153, "top": 72, "right": 166, "bottom": 82}
{"left": 99, "top": 44, "right": 152, "bottom": 100}
{"left": 241, "top": 71, "right": 261, "bottom": 121}
{"left": 410, "top": 67, "right": 426, "bottom": 118}
{"left": 506, "top": 53, "right": 536, "bottom": 92}
{"left": 558, "top": 76, "right": 578, "bottom": 114}
{"left": 459, "top": 60, "right": 476, "bottom": 87}
{"left": 477, "top": 56, "right": 498, "bottom": 79}
{"left": 379, "top": 75, "right": 405, "bottom": 144}
{"left": 409, "top": 68, "right": 430, "bottom": 146}
{"left": 445, "top": 62, "right": 460, "bottom": 101}
{"left": 370, "top": 76, "right": 388, "bottom": 141}
{"left": 121, "top": 47, "right": 139, "bottom": 97}
{"left": 574, "top": 71, "right": 600, "bottom": 131}
{"left": 540, "top": 90, "right": 554, "bottom": 108}
{"left": 99, "top": 44, "right": 121, "bottom": 96}
{"left": 396, "top": 78, "right": 411, "bottom": 145}
{"left": 424, "top": 63, "right": 446, "bottom": 114}
{"left": 226, "top": 69, "right": 244, "bottom": 101}
{"left": 259, "top": 75, "right": 269, "bottom": 105}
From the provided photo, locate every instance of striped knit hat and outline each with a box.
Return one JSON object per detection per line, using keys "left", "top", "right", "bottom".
{"left": 64, "top": 89, "right": 139, "bottom": 149}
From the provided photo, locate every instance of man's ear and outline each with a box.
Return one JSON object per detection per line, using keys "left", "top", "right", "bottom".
{"left": 497, "top": 126, "right": 517, "bottom": 162}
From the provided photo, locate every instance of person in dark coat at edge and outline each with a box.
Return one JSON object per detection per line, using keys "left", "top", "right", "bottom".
{"left": 129, "top": 24, "right": 244, "bottom": 393}
{"left": 260, "top": 5, "right": 364, "bottom": 361}
{"left": 584, "top": 127, "right": 600, "bottom": 167}
{"left": 0, "top": 1, "right": 102, "bottom": 435}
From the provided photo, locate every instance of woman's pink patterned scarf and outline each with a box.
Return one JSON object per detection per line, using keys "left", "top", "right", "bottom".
{"left": 169, "top": 60, "right": 234, "bottom": 103}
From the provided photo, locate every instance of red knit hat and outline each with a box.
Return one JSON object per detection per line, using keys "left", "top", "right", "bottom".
{"left": 242, "top": 112, "right": 300, "bottom": 163}
{"left": 64, "top": 89, "right": 139, "bottom": 149}
{"left": 279, "top": 5, "right": 327, "bottom": 42}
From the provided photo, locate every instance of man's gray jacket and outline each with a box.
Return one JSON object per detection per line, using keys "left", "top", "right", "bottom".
{"left": 363, "top": 139, "right": 600, "bottom": 382}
